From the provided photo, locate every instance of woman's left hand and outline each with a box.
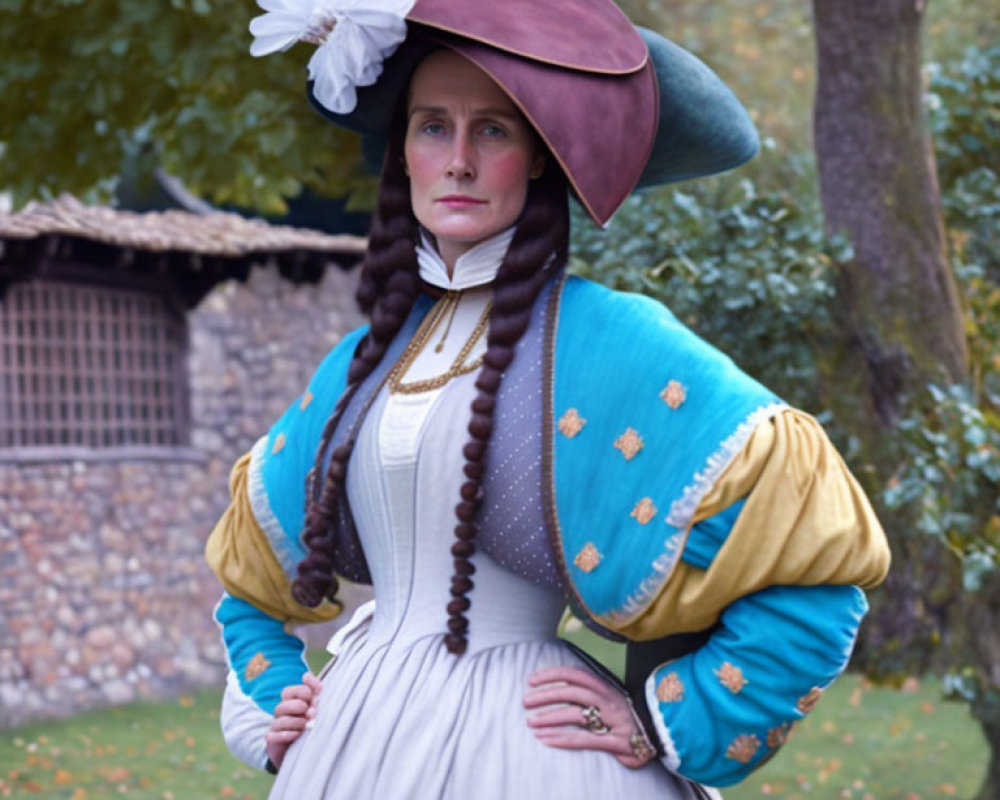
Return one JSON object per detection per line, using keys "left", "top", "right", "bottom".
{"left": 524, "top": 666, "right": 656, "bottom": 769}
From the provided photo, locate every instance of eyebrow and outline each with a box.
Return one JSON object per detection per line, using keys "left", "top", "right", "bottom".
{"left": 408, "top": 105, "right": 521, "bottom": 120}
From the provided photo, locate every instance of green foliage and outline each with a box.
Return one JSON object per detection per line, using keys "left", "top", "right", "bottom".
{"left": 570, "top": 157, "right": 839, "bottom": 412}
{"left": 927, "top": 44, "right": 1000, "bottom": 288}
{"left": 876, "top": 44, "right": 1000, "bottom": 593}
{"left": 884, "top": 382, "right": 1000, "bottom": 592}
{"left": 0, "top": 0, "right": 367, "bottom": 212}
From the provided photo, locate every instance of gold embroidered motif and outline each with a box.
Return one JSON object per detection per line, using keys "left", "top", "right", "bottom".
{"left": 714, "top": 662, "right": 748, "bottom": 694}
{"left": 271, "top": 433, "right": 287, "bottom": 455}
{"left": 767, "top": 723, "right": 794, "bottom": 749}
{"left": 299, "top": 392, "right": 314, "bottom": 411}
{"left": 630, "top": 497, "right": 658, "bottom": 525}
{"left": 726, "top": 734, "right": 760, "bottom": 764}
{"left": 245, "top": 652, "right": 271, "bottom": 682}
{"left": 797, "top": 687, "right": 823, "bottom": 714}
{"left": 655, "top": 673, "right": 685, "bottom": 703}
{"left": 613, "top": 427, "right": 644, "bottom": 460}
{"left": 660, "top": 380, "right": 687, "bottom": 409}
{"left": 558, "top": 408, "right": 586, "bottom": 438}
{"left": 573, "top": 543, "right": 602, "bottom": 573}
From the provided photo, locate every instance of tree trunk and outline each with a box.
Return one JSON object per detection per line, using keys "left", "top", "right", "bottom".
{"left": 967, "top": 574, "right": 1000, "bottom": 800}
{"left": 811, "top": 0, "right": 968, "bottom": 430}
{"left": 810, "top": 2, "right": 996, "bottom": 794}
{"left": 974, "top": 703, "right": 1000, "bottom": 800}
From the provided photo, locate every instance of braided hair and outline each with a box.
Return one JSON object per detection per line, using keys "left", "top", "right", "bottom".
{"left": 292, "top": 72, "right": 571, "bottom": 655}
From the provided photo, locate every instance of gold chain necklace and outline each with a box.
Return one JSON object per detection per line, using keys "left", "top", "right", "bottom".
{"left": 387, "top": 293, "right": 493, "bottom": 395}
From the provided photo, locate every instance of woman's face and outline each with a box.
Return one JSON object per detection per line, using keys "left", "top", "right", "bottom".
{"left": 404, "top": 50, "right": 544, "bottom": 271}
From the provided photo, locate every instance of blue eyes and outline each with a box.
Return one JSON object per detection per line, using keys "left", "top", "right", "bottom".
{"left": 417, "top": 122, "right": 507, "bottom": 139}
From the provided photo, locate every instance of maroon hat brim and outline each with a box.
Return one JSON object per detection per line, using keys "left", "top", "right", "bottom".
{"left": 407, "top": 0, "right": 647, "bottom": 74}
{"left": 440, "top": 36, "right": 658, "bottom": 226}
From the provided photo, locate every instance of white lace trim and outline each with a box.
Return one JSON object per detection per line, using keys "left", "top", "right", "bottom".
{"left": 247, "top": 434, "right": 302, "bottom": 580}
{"left": 665, "top": 402, "right": 789, "bottom": 529}
{"left": 644, "top": 671, "right": 682, "bottom": 772}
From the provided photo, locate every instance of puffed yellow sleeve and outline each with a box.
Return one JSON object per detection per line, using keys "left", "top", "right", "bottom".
{"left": 617, "top": 408, "right": 890, "bottom": 639}
{"left": 205, "top": 451, "right": 340, "bottom": 624}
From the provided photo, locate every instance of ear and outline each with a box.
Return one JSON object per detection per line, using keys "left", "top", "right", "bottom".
{"left": 529, "top": 155, "right": 545, "bottom": 180}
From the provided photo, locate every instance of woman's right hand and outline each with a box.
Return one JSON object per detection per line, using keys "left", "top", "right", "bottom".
{"left": 265, "top": 672, "right": 322, "bottom": 771}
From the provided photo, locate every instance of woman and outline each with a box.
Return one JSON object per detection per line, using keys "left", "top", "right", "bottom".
{"left": 206, "top": 1, "right": 891, "bottom": 797}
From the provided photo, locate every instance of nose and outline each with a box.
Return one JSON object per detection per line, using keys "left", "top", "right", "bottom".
{"left": 445, "top": 131, "right": 475, "bottom": 180}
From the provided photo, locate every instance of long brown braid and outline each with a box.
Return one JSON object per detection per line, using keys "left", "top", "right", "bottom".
{"left": 291, "top": 99, "right": 421, "bottom": 608}
{"left": 445, "top": 163, "right": 569, "bottom": 653}
{"left": 291, "top": 89, "right": 571, "bottom": 655}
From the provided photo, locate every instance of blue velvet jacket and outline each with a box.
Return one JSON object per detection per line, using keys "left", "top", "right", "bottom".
{"left": 210, "top": 274, "right": 889, "bottom": 786}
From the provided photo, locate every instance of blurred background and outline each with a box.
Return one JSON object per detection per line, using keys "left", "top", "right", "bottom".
{"left": 0, "top": 0, "right": 998, "bottom": 797}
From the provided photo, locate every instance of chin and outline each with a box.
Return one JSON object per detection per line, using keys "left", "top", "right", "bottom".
{"left": 430, "top": 222, "right": 504, "bottom": 247}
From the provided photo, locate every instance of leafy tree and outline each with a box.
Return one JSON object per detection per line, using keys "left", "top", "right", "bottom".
{"left": 0, "top": 0, "right": 368, "bottom": 212}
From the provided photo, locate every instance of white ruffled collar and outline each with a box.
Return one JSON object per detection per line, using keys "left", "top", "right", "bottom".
{"left": 416, "top": 228, "right": 516, "bottom": 291}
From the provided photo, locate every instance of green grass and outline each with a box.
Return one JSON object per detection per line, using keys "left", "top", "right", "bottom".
{"left": 723, "top": 674, "right": 989, "bottom": 800}
{"left": 0, "top": 687, "right": 271, "bottom": 800}
{"left": 0, "top": 653, "right": 989, "bottom": 799}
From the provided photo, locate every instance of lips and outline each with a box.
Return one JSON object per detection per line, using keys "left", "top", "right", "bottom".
{"left": 437, "top": 195, "right": 488, "bottom": 206}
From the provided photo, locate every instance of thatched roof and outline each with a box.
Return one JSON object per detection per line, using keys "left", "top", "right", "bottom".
{"left": 0, "top": 194, "right": 366, "bottom": 257}
{"left": 0, "top": 195, "right": 368, "bottom": 308}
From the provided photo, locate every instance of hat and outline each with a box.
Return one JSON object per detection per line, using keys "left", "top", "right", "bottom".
{"left": 250, "top": 0, "right": 758, "bottom": 225}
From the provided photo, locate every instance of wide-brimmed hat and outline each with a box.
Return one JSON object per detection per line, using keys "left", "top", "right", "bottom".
{"left": 250, "top": 0, "right": 758, "bottom": 226}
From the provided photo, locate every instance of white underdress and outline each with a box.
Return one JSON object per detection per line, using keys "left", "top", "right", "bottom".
{"left": 269, "top": 240, "right": 700, "bottom": 799}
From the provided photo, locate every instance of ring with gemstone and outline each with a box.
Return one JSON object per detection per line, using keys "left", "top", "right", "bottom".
{"left": 629, "top": 731, "right": 655, "bottom": 761}
{"left": 581, "top": 705, "right": 611, "bottom": 735}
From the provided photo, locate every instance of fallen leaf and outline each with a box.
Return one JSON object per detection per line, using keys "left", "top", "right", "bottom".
{"left": 54, "top": 769, "right": 73, "bottom": 784}
{"left": 179, "top": 695, "right": 195, "bottom": 707}
{"left": 935, "top": 784, "right": 958, "bottom": 796}
{"left": 920, "top": 701, "right": 934, "bottom": 713}
{"left": 849, "top": 688, "right": 862, "bottom": 707}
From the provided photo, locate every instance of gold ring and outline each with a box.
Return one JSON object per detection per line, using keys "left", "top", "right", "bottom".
{"left": 629, "top": 731, "right": 655, "bottom": 761}
{"left": 581, "top": 705, "right": 611, "bottom": 735}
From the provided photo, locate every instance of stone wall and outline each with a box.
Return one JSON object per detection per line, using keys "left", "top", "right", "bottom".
{"left": 0, "top": 262, "right": 366, "bottom": 727}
